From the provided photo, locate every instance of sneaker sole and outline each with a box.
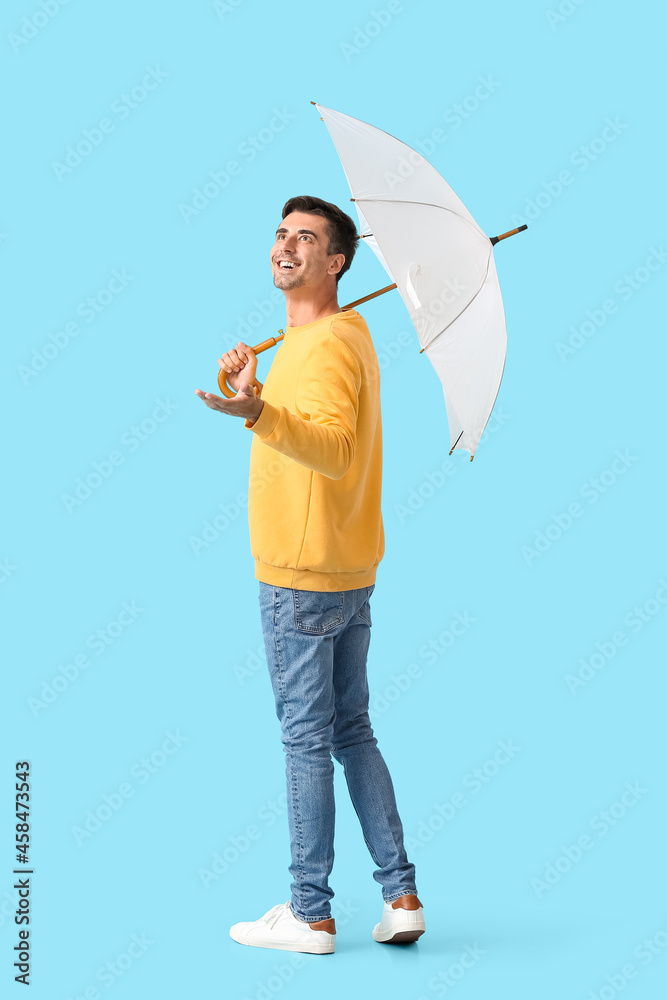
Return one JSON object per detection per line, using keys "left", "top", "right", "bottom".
{"left": 229, "top": 929, "right": 335, "bottom": 955}
{"left": 373, "top": 925, "right": 425, "bottom": 944}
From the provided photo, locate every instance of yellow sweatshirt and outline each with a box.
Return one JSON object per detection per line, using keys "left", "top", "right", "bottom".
{"left": 244, "top": 308, "right": 384, "bottom": 592}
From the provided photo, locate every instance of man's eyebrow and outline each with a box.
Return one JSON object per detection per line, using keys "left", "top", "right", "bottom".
{"left": 275, "top": 227, "right": 319, "bottom": 239}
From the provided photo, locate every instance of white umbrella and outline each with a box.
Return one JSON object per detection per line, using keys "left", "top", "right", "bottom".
{"left": 313, "top": 101, "right": 526, "bottom": 461}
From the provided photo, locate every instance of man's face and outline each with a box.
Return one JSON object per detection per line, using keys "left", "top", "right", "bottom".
{"left": 270, "top": 211, "right": 343, "bottom": 291}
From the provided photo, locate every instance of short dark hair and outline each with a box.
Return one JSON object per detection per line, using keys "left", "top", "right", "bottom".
{"left": 281, "top": 195, "right": 360, "bottom": 285}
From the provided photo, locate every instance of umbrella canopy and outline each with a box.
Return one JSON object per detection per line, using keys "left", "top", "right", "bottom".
{"left": 314, "top": 102, "right": 521, "bottom": 461}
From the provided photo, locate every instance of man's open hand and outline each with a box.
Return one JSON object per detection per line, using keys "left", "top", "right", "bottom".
{"left": 195, "top": 381, "right": 264, "bottom": 423}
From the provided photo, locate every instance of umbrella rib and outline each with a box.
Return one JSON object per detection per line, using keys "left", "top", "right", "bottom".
{"left": 430, "top": 248, "right": 504, "bottom": 456}
{"left": 353, "top": 197, "right": 488, "bottom": 241}
{"left": 451, "top": 430, "right": 464, "bottom": 451}
{"left": 482, "top": 349, "right": 508, "bottom": 436}
{"left": 421, "top": 244, "right": 493, "bottom": 359}
{"left": 355, "top": 195, "right": 493, "bottom": 355}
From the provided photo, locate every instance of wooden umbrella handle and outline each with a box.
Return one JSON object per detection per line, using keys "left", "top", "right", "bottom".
{"left": 217, "top": 332, "right": 285, "bottom": 398}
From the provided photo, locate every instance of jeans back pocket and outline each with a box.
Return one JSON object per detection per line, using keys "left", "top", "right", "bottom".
{"left": 293, "top": 590, "right": 345, "bottom": 634}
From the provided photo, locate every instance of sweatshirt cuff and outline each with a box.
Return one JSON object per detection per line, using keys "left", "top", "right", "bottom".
{"left": 244, "top": 399, "right": 280, "bottom": 437}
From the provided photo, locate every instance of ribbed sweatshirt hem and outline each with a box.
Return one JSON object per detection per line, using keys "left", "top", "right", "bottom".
{"left": 254, "top": 557, "right": 378, "bottom": 592}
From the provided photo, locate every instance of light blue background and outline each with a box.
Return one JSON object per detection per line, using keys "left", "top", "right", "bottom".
{"left": 3, "top": 1, "right": 666, "bottom": 997}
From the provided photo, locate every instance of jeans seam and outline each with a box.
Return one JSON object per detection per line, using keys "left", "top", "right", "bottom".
{"left": 275, "top": 590, "right": 305, "bottom": 913}
{"left": 289, "top": 753, "right": 304, "bottom": 912}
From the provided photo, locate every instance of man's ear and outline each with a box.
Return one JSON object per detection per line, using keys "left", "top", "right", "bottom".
{"left": 329, "top": 253, "right": 345, "bottom": 277}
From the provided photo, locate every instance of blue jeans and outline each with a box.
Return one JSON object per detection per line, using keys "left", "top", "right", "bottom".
{"left": 258, "top": 581, "right": 418, "bottom": 922}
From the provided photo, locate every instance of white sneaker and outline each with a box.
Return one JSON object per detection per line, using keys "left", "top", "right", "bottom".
{"left": 229, "top": 901, "right": 336, "bottom": 955}
{"left": 372, "top": 894, "right": 425, "bottom": 943}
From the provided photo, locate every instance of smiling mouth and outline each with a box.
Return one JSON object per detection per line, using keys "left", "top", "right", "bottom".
{"left": 275, "top": 260, "right": 300, "bottom": 271}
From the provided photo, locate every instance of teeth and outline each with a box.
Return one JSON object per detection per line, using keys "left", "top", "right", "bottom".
{"left": 278, "top": 261, "right": 295, "bottom": 268}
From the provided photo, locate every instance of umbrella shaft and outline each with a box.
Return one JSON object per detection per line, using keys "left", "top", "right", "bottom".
{"left": 341, "top": 282, "right": 397, "bottom": 311}
{"left": 490, "top": 224, "right": 528, "bottom": 245}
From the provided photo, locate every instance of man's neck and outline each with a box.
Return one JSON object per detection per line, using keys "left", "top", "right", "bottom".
{"left": 284, "top": 288, "right": 341, "bottom": 328}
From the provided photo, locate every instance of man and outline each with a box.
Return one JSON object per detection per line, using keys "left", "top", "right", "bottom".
{"left": 195, "top": 195, "right": 423, "bottom": 955}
